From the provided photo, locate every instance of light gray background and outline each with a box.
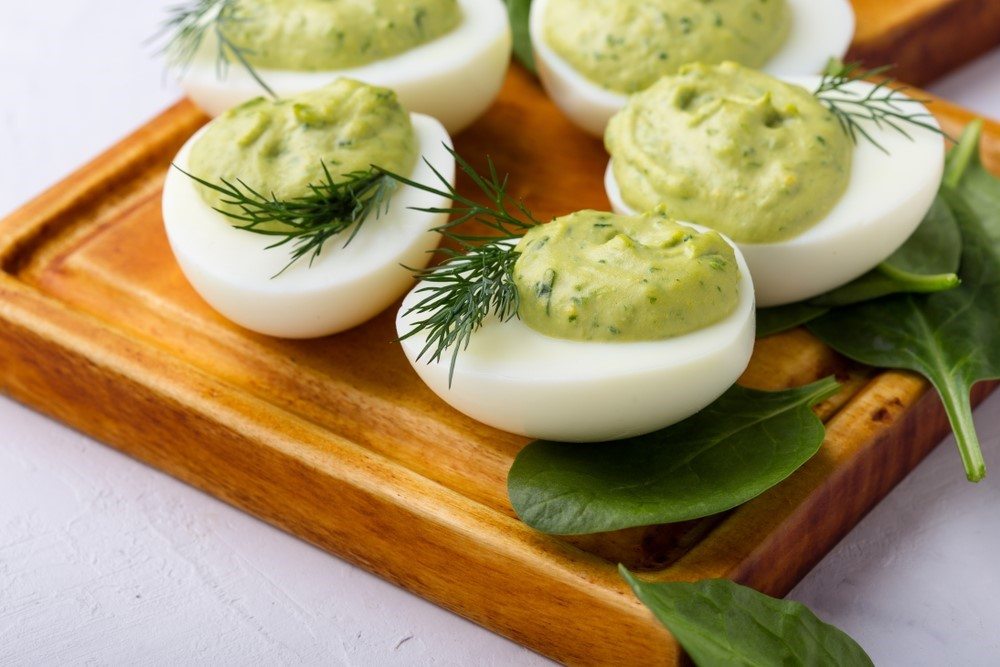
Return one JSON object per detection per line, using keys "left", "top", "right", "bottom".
{"left": 2, "top": 2, "right": 999, "bottom": 664}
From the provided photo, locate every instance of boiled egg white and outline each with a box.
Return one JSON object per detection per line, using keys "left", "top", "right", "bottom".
{"left": 606, "top": 76, "right": 945, "bottom": 307}
{"left": 395, "top": 226, "right": 755, "bottom": 442}
{"left": 162, "top": 114, "right": 455, "bottom": 338}
{"left": 531, "top": 0, "right": 855, "bottom": 136}
{"left": 176, "top": 0, "right": 512, "bottom": 133}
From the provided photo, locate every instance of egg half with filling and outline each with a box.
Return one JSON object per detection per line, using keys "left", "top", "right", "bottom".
{"left": 163, "top": 79, "right": 455, "bottom": 338}
{"left": 530, "top": 0, "right": 855, "bottom": 135}
{"left": 175, "top": 0, "right": 511, "bottom": 133}
{"left": 397, "top": 208, "right": 756, "bottom": 442}
{"left": 605, "top": 62, "right": 945, "bottom": 307}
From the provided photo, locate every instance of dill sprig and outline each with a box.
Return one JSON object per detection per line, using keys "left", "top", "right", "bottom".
{"left": 178, "top": 145, "right": 539, "bottom": 379}
{"left": 813, "top": 61, "right": 943, "bottom": 153}
{"left": 383, "top": 146, "right": 541, "bottom": 244}
{"left": 154, "top": 0, "right": 276, "bottom": 98}
{"left": 400, "top": 242, "right": 522, "bottom": 381}
{"left": 379, "top": 146, "right": 541, "bottom": 382}
{"left": 176, "top": 163, "right": 396, "bottom": 276}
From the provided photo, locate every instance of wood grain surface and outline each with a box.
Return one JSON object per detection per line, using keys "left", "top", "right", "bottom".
{"left": 2, "top": 18, "right": 1000, "bottom": 666}
{"left": 849, "top": 0, "right": 1000, "bottom": 85}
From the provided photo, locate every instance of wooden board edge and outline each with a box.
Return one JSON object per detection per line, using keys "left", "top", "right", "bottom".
{"left": 848, "top": 0, "right": 1000, "bottom": 86}
{"left": 0, "top": 275, "right": 685, "bottom": 666}
{"left": 1, "top": 61, "right": 998, "bottom": 667}
{"left": 732, "top": 378, "right": 998, "bottom": 596}
{"left": 5, "top": 247, "right": 997, "bottom": 665}
{"left": 0, "top": 101, "right": 203, "bottom": 274}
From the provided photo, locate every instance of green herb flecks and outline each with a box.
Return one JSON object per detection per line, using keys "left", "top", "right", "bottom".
{"left": 814, "top": 61, "right": 944, "bottom": 153}
{"left": 386, "top": 146, "right": 540, "bottom": 384}
{"left": 620, "top": 567, "right": 874, "bottom": 667}
{"left": 810, "top": 121, "right": 999, "bottom": 482}
{"left": 508, "top": 377, "right": 839, "bottom": 534}
{"left": 176, "top": 163, "right": 395, "bottom": 276}
{"left": 155, "top": 0, "right": 276, "bottom": 98}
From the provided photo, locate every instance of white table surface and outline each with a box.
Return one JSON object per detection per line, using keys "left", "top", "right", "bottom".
{"left": 2, "top": 3, "right": 999, "bottom": 664}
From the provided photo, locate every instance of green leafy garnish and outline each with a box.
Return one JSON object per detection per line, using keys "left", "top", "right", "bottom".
{"left": 504, "top": 0, "right": 536, "bottom": 73}
{"left": 756, "top": 303, "right": 831, "bottom": 339}
{"left": 399, "top": 240, "right": 523, "bottom": 380}
{"left": 181, "top": 145, "right": 538, "bottom": 375}
{"left": 620, "top": 567, "right": 874, "bottom": 667}
{"left": 508, "top": 378, "right": 839, "bottom": 535}
{"left": 154, "top": 0, "right": 276, "bottom": 98}
{"left": 387, "top": 147, "right": 540, "bottom": 383}
{"left": 757, "top": 193, "right": 962, "bottom": 336}
{"left": 814, "top": 61, "right": 943, "bottom": 153}
{"left": 810, "top": 121, "right": 997, "bottom": 482}
{"left": 816, "top": 197, "right": 962, "bottom": 306}
{"left": 177, "top": 164, "right": 396, "bottom": 276}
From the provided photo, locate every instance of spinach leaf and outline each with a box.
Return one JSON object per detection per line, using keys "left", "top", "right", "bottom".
{"left": 757, "top": 303, "right": 830, "bottom": 338}
{"left": 943, "top": 116, "right": 980, "bottom": 188}
{"left": 508, "top": 378, "right": 839, "bottom": 534}
{"left": 757, "top": 195, "right": 962, "bottom": 337}
{"left": 809, "top": 121, "right": 997, "bottom": 482}
{"left": 620, "top": 567, "right": 874, "bottom": 667}
{"left": 812, "top": 196, "right": 962, "bottom": 307}
{"left": 865, "top": 198, "right": 963, "bottom": 276}
{"left": 811, "top": 263, "right": 959, "bottom": 308}
{"left": 504, "top": 0, "right": 535, "bottom": 73}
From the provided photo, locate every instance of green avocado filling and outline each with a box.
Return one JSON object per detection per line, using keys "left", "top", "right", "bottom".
{"left": 605, "top": 62, "right": 853, "bottom": 243}
{"left": 513, "top": 208, "right": 740, "bottom": 341}
{"left": 221, "top": 0, "right": 462, "bottom": 71}
{"left": 188, "top": 79, "right": 416, "bottom": 218}
{"left": 543, "top": 0, "right": 790, "bottom": 94}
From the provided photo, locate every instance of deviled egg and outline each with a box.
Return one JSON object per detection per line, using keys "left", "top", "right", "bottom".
{"left": 163, "top": 79, "right": 455, "bottom": 338}
{"left": 175, "top": 0, "right": 512, "bottom": 133}
{"left": 397, "top": 208, "right": 755, "bottom": 442}
{"left": 605, "top": 62, "right": 945, "bottom": 307}
{"left": 531, "top": 0, "right": 855, "bottom": 135}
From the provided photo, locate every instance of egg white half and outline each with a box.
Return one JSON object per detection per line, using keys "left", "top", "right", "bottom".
{"left": 396, "top": 227, "right": 756, "bottom": 442}
{"left": 606, "top": 77, "right": 946, "bottom": 307}
{"left": 178, "top": 0, "right": 512, "bottom": 133}
{"left": 531, "top": 0, "right": 855, "bottom": 136}
{"left": 163, "top": 114, "right": 455, "bottom": 338}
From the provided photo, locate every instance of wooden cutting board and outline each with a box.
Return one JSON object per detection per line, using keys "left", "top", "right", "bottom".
{"left": 849, "top": 0, "right": 1000, "bottom": 84}
{"left": 2, "top": 9, "right": 999, "bottom": 665}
